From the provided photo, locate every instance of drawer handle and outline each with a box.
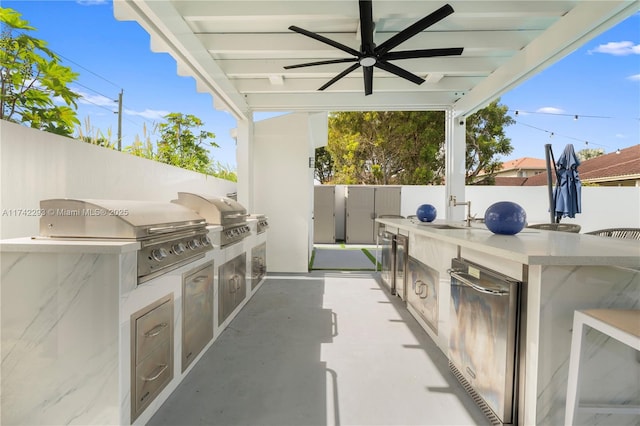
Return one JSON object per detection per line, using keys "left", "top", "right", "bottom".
{"left": 415, "top": 280, "right": 429, "bottom": 299}
{"left": 193, "top": 275, "right": 209, "bottom": 282}
{"left": 144, "top": 322, "right": 168, "bottom": 338}
{"left": 229, "top": 276, "right": 237, "bottom": 293}
{"left": 234, "top": 274, "right": 242, "bottom": 290}
{"left": 142, "top": 364, "right": 168, "bottom": 382}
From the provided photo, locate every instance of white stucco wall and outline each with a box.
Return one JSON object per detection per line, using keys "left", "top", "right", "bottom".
{"left": 321, "top": 183, "right": 639, "bottom": 239}
{"left": 252, "top": 112, "right": 327, "bottom": 273}
{"left": 0, "top": 121, "right": 236, "bottom": 239}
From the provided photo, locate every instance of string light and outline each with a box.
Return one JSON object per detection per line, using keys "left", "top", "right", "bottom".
{"left": 514, "top": 119, "right": 620, "bottom": 152}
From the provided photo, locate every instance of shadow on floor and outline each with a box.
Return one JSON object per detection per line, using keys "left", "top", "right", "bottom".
{"left": 148, "top": 272, "right": 489, "bottom": 426}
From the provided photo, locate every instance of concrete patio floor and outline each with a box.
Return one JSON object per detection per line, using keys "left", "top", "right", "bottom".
{"left": 148, "top": 271, "right": 488, "bottom": 426}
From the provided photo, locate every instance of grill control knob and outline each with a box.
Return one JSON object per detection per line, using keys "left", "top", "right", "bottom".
{"left": 200, "top": 235, "right": 211, "bottom": 246}
{"left": 151, "top": 247, "right": 168, "bottom": 262}
{"left": 172, "top": 242, "right": 186, "bottom": 255}
{"left": 188, "top": 239, "right": 202, "bottom": 250}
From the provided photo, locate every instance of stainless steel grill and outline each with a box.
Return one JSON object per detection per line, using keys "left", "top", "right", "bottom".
{"left": 172, "top": 192, "right": 251, "bottom": 247}
{"left": 39, "top": 198, "right": 212, "bottom": 284}
{"left": 249, "top": 214, "right": 269, "bottom": 234}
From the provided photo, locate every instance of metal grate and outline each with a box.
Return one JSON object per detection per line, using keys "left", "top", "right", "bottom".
{"left": 449, "top": 361, "right": 503, "bottom": 426}
{"left": 585, "top": 228, "right": 640, "bottom": 240}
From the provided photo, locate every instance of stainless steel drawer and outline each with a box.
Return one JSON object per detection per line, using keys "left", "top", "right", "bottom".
{"left": 131, "top": 294, "right": 174, "bottom": 422}
{"left": 134, "top": 340, "right": 172, "bottom": 416}
{"left": 407, "top": 256, "right": 438, "bottom": 334}
{"left": 135, "top": 297, "right": 172, "bottom": 360}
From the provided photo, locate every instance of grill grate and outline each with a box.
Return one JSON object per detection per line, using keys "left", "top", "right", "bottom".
{"left": 449, "top": 360, "right": 504, "bottom": 426}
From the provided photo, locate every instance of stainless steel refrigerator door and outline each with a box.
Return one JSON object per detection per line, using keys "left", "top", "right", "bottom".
{"left": 379, "top": 230, "right": 396, "bottom": 294}
{"left": 394, "top": 234, "right": 408, "bottom": 301}
{"left": 449, "top": 260, "right": 519, "bottom": 424}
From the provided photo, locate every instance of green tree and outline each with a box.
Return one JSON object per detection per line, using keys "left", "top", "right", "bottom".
{"left": 326, "top": 100, "right": 514, "bottom": 185}
{"left": 576, "top": 147, "right": 604, "bottom": 161}
{"left": 465, "top": 100, "right": 515, "bottom": 184}
{"left": 314, "top": 146, "right": 335, "bottom": 183}
{"left": 327, "top": 111, "right": 445, "bottom": 185}
{"left": 0, "top": 8, "right": 80, "bottom": 136}
{"left": 156, "top": 112, "right": 219, "bottom": 174}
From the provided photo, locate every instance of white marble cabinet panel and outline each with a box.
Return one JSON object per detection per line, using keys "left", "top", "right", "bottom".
{"left": 1, "top": 251, "right": 124, "bottom": 425}
{"left": 527, "top": 264, "right": 640, "bottom": 426}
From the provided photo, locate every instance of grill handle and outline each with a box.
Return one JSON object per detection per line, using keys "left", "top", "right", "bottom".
{"left": 225, "top": 213, "right": 249, "bottom": 219}
{"left": 147, "top": 223, "right": 201, "bottom": 234}
{"left": 448, "top": 269, "right": 509, "bottom": 296}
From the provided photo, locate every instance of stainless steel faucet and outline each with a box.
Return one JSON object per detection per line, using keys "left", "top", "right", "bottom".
{"left": 449, "top": 195, "right": 473, "bottom": 227}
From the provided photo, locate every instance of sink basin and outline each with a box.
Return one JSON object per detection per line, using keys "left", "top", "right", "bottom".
{"left": 416, "top": 223, "right": 463, "bottom": 230}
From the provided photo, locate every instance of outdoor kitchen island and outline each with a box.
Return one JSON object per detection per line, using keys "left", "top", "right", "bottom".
{"left": 376, "top": 217, "right": 640, "bottom": 426}
{"left": 0, "top": 218, "right": 268, "bottom": 426}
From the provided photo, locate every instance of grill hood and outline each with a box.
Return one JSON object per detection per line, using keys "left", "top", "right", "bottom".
{"left": 40, "top": 198, "right": 206, "bottom": 239}
{"left": 172, "top": 192, "right": 248, "bottom": 226}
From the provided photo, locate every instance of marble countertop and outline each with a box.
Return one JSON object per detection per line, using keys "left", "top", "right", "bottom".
{"left": 0, "top": 237, "right": 140, "bottom": 254}
{"left": 377, "top": 218, "right": 640, "bottom": 267}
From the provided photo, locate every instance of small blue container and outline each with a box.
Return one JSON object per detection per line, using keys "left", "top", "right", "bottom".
{"left": 484, "top": 201, "right": 527, "bottom": 235}
{"left": 416, "top": 204, "right": 437, "bottom": 222}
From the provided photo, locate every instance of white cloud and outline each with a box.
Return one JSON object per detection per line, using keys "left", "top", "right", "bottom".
{"left": 75, "top": 89, "right": 117, "bottom": 108}
{"left": 627, "top": 74, "right": 640, "bottom": 81}
{"left": 76, "top": 0, "right": 108, "bottom": 5}
{"left": 615, "top": 134, "right": 627, "bottom": 139}
{"left": 536, "top": 107, "right": 564, "bottom": 114}
{"left": 124, "top": 109, "right": 170, "bottom": 120}
{"left": 589, "top": 41, "right": 640, "bottom": 56}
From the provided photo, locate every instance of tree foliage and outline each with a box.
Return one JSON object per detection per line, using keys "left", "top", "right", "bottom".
{"left": 124, "top": 113, "right": 237, "bottom": 181}
{"left": 156, "top": 112, "right": 219, "bottom": 173}
{"left": 0, "top": 8, "right": 80, "bottom": 136}
{"left": 576, "top": 147, "right": 604, "bottom": 161}
{"left": 321, "top": 100, "right": 514, "bottom": 185}
{"left": 326, "top": 111, "right": 445, "bottom": 185}
{"left": 465, "top": 100, "right": 515, "bottom": 184}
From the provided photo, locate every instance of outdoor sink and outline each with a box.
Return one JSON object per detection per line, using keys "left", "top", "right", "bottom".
{"left": 416, "top": 223, "right": 463, "bottom": 230}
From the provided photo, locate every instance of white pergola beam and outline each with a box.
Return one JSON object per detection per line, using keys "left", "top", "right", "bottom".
{"left": 219, "top": 57, "right": 504, "bottom": 76}
{"left": 232, "top": 75, "right": 480, "bottom": 93}
{"left": 245, "top": 91, "right": 457, "bottom": 111}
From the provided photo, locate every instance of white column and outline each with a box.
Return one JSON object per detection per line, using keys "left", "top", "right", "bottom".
{"left": 235, "top": 112, "right": 254, "bottom": 211}
{"left": 445, "top": 109, "right": 466, "bottom": 220}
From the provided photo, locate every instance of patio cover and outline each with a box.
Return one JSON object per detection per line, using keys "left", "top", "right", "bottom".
{"left": 113, "top": 0, "right": 639, "bottom": 120}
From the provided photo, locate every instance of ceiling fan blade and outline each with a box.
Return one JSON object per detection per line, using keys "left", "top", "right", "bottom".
{"left": 375, "top": 4, "right": 454, "bottom": 56}
{"left": 358, "top": 0, "right": 375, "bottom": 54}
{"left": 319, "top": 63, "right": 361, "bottom": 91}
{"left": 284, "top": 58, "right": 358, "bottom": 70}
{"left": 288, "top": 25, "right": 361, "bottom": 57}
{"left": 384, "top": 47, "right": 464, "bottom": 60}
{"left": 375, "top": 60, "right": 425, "bottom": 85}
{"left": 363, "top": 65, "right": 373, "bottom": 95}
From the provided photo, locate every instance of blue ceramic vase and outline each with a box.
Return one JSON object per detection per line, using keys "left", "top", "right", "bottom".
{"left": 416, "top": 204, "right": 437, "bottom": 222}
{"left": 484, "top": 201, "right": 527, "bottom": 235}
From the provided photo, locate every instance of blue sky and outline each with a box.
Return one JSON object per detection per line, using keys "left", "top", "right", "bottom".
{"left": 3, "top": 1, "right": 639, "bottom": 168}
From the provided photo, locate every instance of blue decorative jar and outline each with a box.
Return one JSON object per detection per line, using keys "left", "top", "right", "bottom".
{"left": 484, "top": 201, "right": 527, "bottom": 235}
{"left": 416, "top": 204, "right": 437, "bottom": 222}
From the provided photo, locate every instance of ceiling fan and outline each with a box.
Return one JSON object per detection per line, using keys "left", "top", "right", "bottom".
{"left": 284, "top": 1, "right": 463, "bottom": 96}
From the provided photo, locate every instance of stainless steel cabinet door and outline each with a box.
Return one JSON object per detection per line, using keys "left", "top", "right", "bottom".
{"left": 407, "top": 257, "right": 438, "bottom": 334}
{"left": 251, "top": 242, "right": 267, "bottom": 290}
{"left": 218, "top": 253, "right": 247, "bottom": 325}
{"left": 346, "top": 186, "right": 375, "bottom": 244}
{"left": 314, "top": 185, "right": 336, "bottom": 243}
{"left": 182, "top": 261, "right": 214, "bottom": 372}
